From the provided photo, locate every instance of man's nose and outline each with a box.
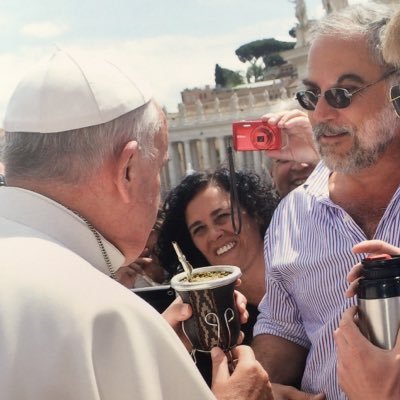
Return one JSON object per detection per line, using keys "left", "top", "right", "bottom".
{"left": 311, "top": 93, "right": 340, "bottom": 123}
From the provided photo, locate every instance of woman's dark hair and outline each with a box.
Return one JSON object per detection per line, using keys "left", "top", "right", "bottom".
{"left": 157, "top": 167, "right": 279, "bottom": 277}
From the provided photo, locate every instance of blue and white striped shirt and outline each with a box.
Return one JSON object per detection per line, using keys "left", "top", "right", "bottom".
{"left": 254, "top": 161, "right": 400, "bottom": 400}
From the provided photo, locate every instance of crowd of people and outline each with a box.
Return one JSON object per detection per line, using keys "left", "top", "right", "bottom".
{"left": 1, "top": 2, "right": 400, "bottom": 400}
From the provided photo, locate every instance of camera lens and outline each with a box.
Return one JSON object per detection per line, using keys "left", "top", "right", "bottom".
{"left": 253, "top": 128, "right": 272, "bottom": 146}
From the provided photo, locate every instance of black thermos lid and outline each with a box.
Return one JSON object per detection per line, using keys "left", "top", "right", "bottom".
{"left": 358, "top": 255, "right": 400, "bottom": 299}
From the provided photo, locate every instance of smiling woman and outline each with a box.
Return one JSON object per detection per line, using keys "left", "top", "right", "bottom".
{"left": 157, "top": 167, "right": 279, "bottom": 329}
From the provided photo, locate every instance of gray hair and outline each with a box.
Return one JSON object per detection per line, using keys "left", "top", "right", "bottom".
{"left": 4, "top": 99, "right": 164, "bottom": 183}
{"left": 310, "top": 2, "right": 399, "bottom": 76}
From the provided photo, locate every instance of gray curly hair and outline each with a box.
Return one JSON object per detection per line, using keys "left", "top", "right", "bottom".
{"left": 310, "top": 2, "right": 399, "bottom": 76}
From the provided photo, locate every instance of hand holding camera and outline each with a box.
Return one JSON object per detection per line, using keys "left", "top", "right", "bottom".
{"left": 232, "top": 120, "right": 281, "bottom": 151}
{"left": 264, "top": 110, "right": 319, "bottom": 163}
{"left": 232, "top": 110, "right": 320, "bottom": 166}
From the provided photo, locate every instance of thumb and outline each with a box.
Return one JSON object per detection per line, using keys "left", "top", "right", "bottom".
{"left": 162, "top": 297, "right": 191, "bottom": 328}
{"left": 296, "top": 389, "right": 325, "bottom": 400}
{"left": 211, "top": 347, "right": 230, "bottom": 385}
{"left": 352, "top": 240, "right": 400, "bottom": 256}
{"left": 273, "top": 383, "right": 325, "bottom": 399}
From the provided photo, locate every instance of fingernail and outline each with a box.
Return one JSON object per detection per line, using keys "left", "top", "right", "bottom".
{"left": 181, "top": 304, "right": 190, "bottom": 316}
{"left": 210, "top": 346, "right": 222, "bottom": 359}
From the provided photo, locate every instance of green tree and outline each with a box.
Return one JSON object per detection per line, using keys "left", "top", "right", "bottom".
{"left": 215, "top": 64, "right": 226, "bottom": 88}
{"left": 246, "top": 62, "right": 264, "bottom": 83}
{"left": 214, "top": 64, "right": 244, "bottom": 88}
{"left": 235, "top": 38, "right": 295, "bottom": 69}
{"left": 264, "top": 53, "right": 286, "bottom": 68}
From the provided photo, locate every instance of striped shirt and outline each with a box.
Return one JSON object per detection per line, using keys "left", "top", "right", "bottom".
{"left": 254, "top": 161, "right": 400, "bottom": 400}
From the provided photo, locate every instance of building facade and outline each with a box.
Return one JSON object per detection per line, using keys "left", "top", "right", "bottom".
{"left": 162, "top": 81, "right": 298, "bottom": 195}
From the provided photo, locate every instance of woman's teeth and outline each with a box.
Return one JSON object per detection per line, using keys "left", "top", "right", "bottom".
{"left": 216, "top": 242, "right": 236, "bottom": 256}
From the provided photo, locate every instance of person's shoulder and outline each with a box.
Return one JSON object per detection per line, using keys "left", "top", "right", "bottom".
{"left": 278, "top": 161, "right": 329, "bottom": 206}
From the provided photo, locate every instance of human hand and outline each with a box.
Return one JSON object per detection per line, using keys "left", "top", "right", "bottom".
{"left": 116, "top": 247, "right": 165, "bottom": 289}
{"left": 114, "top": 264, "right": 140, "bottom": 288}
{"left": 271, "top": 383, "right": 325, "bottom": 400}
{"left": 334, "top": 306, "right": 400, "bottom": 400}
{"left": 133, "top": 246, "right": 165, "bottom": 284}
{"left": 346, "top": 240, "right": 400, "bottom": 297}
{"left": 262, "top": 109, "right": 319, "bottom": 165}
{"left": 162, "top": 286, "right": 248, "bottom": 350}
{"left": 162, "top": 296, "right": 193, "bottom": 350}
{"left": 211, "top": 345, "right": 273, "bottom": 400}
{"left": 115, "top": 259, "right": 158, "bottom": 288}
{"left": 234, "top": 286, "right": 249, "bottom": 325}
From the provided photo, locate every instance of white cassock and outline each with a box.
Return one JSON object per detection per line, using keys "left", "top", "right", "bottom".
{"left": 0, "top": 186, "right": 215, "bottom": 400}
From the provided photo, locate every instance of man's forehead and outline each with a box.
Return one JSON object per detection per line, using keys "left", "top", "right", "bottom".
{"left": 306, "top": 36, "right": 380, "bottom": 84}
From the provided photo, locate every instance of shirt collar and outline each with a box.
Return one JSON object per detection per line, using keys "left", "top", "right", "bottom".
{"left": 302, "top": 160, "right": 331, "bottom": 200}
{"left": 302, "top": 161, "right": 400, "bottom": 207}
{"left": 0, "top": 186, "right": 125, "bottom": 276}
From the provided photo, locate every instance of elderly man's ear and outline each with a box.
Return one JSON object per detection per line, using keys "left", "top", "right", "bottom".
{"left": 383, "top": 9, "right": 400, "bottom": 66}
{"left": 115, "top": 140, "right": 139, "bottom": 204}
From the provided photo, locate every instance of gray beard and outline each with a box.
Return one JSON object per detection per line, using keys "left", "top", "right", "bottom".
{"left": 317, "top": 135, "right": 391, "bottom": 174}
{"left": 314, "top": 105, "right": 399, "bottom": 174}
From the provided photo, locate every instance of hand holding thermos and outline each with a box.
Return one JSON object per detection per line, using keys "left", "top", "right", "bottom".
{"left": 334, "top": 240, "right": 400, "bottom": 400}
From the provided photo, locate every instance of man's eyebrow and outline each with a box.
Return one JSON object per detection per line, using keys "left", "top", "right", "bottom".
{"left": 302, "top": 78, "right": 318, "bottom": 88}
{"left": 302, "top": 74, "right": 365, "bottom": 89}
{"left": 337, "top": 74, "right": 365, "bottom": 85}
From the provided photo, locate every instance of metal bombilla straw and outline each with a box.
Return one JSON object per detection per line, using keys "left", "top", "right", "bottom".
{"left": 172, "top": 241, "right": 194, "bottom": 281}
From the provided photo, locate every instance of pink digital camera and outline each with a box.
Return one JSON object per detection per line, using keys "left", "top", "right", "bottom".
{"left": 232, "top": 120, "right": 281, "bottom": 151}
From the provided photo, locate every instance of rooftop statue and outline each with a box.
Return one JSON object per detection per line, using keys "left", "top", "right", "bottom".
{"left": 322, "top": 0, "right": 349, "bottom": 14}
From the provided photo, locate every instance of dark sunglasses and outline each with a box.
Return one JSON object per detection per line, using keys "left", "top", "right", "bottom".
{"left": 390, "top": 84, "right": 400, "bottom": 118}
{"left": 296, "top": 70, "right": 396, "bottom": 111}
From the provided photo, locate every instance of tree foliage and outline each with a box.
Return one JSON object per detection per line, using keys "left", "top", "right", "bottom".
{"left": 264, "top": 53, "right": 286, "bottom": 68}
{"left": 215, "top": 64, "right": 226, "bottom": 87}
{"left": 235, "top": 38, "right": 295, "bottom": 67}
{"left": 214, "top": 64, "right": 244, "bottom": 88}
{"left": 246, "top": 63, "right": 264, "bottom": 83}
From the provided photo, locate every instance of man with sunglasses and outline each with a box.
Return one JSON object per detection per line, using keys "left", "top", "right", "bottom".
{"left": 252, "top": 3, "right": 400, "bottom": 399}
{"left": 332, "top": 8, "right": 400, "bottom": 400}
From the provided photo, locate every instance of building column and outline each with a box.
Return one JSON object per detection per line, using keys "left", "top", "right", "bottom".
{"left": 233, "top": 150, "right": 244, "bottom": 170}
{"left": 168, "top": 142, "right": 182, "bottom": 187}
{"left": 209, "top": 138, "right": 218, "bottom": 170}
{"left": 201, "top": 138, "right": 211, "bottom": 170}
{"left": 183, "top": 140, "right": 193, "bottom": 171}
{"left": 253, "top": 151, "right": 262, "bottom": 175}
{"left": 218, "top": 137, "right": 227, "bottom": 165}
{"left": 160, "top": 166, "right": 170, "bottom": 197}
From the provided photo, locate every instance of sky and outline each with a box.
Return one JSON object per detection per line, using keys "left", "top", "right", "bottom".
{"left": 0, "top": 0, "right": 368, "bottom": 124}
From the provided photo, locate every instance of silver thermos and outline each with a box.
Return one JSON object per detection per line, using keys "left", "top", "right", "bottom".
{"left": 357, "top": 254, "right": 400, "bottom": 349}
